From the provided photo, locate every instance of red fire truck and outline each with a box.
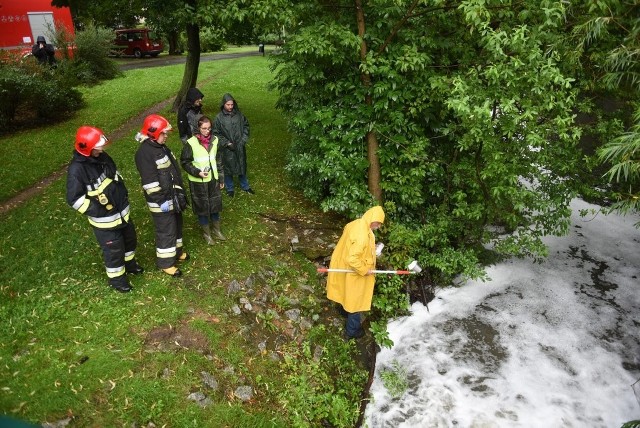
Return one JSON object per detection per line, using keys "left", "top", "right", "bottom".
{"left": 0, "top": 0, "right": 74, "bottom": 59}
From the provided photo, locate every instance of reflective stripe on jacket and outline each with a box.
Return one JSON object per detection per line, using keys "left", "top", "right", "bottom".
{"left": 134, "top": 138, "right": 187, "bottom": 213}
{"left": 185, "top": 135, "right": 219, "bottom": 182}
{"left": 66, "top": 151, "right": 132, "bottom": 230}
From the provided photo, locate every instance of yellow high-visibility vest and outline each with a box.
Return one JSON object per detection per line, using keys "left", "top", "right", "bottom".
{"left": 185, "top": 136, "right": 219, "bottom": 182}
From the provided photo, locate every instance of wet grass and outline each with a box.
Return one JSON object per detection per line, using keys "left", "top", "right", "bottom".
{"left": 0, "top": 56, "right": 365, "bottom": 427}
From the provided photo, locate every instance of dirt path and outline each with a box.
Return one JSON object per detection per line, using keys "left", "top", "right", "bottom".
{"left": 0, "top": 53, "right": 246, "bottom": 217}
{"left": 0, "top": 98, "right": 174, "bottom": 216}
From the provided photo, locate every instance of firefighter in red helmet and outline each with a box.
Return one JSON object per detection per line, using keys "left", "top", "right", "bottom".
{"left": 66, "top": 126, "right": 144, "bottom": 292}
{"left": 134, "top": 114, "right": 189, "bottom": 277}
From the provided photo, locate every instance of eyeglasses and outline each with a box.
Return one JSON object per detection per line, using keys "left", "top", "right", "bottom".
{"left": 200, "top": 127, "right": 211, "bottom": 131}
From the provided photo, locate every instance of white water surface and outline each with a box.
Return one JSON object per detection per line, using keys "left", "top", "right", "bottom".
{"left": 365, "top": 199, "right": 640, "bottom": 427}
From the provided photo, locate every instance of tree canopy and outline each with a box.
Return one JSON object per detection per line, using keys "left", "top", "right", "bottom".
{"left": 571, "top": 1, "right": 640, "bottom": 222}
{"left": 271, "top": 0, "right": 583, "bottom": 282}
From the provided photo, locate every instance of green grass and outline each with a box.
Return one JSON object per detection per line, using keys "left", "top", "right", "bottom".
{"left": 0, "top": 56, "right": 365, "bottom": 427}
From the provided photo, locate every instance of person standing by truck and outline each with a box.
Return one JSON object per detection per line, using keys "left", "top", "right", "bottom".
{"left": 31, "top": 35, "right": 56, "bottom": 66}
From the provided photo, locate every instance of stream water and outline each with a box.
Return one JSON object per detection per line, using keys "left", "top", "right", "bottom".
{"left": 365, "top": 199, "right": 640, "bottom": 427}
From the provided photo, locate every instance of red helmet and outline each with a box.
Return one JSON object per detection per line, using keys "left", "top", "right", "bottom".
{"left": 75, "top": 126, "right": 108, "bottom": 156}
{"left": 140, "top": 114, "right": 172, "bottom": 141}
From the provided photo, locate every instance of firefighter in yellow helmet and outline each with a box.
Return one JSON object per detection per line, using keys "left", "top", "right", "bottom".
{"left": 327, "top": 206, "right": 385, "bottom": 339}
{"left": 66, "top": 126, "right": 143, "bottom": 293}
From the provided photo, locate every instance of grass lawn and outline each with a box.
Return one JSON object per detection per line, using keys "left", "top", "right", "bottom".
{"left": 0, "top": 56, "right": 366, "bottom": 427}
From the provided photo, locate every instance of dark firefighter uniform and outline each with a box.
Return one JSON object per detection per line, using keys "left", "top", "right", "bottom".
{"left": 134, "top": 136, "right": 188, "bottom": 270}
{"left": 66, "top": 150, "right": 141, "bottom": 292}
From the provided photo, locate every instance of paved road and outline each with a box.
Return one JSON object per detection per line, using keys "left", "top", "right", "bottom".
{"left": 116, "top": 51, "right": 263, "bottom": 71}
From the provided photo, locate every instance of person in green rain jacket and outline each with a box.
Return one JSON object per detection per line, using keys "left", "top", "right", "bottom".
{"left": 326, "top": 206, "right": 385, "bottom": 339}
{"left": 213, "top": 93, "right": 253, "bottom": 196}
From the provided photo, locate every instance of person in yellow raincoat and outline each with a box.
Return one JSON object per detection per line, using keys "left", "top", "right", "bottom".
{"left": 327, "top": 206, "right": 385, "bottom": 339}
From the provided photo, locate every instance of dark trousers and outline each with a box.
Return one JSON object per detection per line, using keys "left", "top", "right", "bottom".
{"left": 151, "top": 212, "right": 184, "bottom": 269}
{"left": 224, "top": 174, "right": 250, "bottom": 192}
{"left": 345, "top": 311, "right": 363, "bottom": 337}
{"left": 93, "top": 222, "right": 137, "bottom": 281}
{"left": 197, "top": 213, "right": 220, "bottom": 225}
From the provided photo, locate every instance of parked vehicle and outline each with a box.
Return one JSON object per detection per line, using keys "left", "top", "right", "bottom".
{"left": 0, "top": 0, "right": 75, "bottom": 63}
{"left": 113, "top": 28, "right": 163, "bottom": 58}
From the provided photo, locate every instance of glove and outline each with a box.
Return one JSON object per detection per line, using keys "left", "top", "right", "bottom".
{"left": 160, "top": 200, "right": 171, "bottom": 212}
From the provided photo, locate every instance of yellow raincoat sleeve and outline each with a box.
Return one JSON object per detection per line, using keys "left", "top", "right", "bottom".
{"left": 345, "top": 222, "right": 373, "bottom": 276}
{"left": 326, "top": 206, "right": 385, "bottom": 313}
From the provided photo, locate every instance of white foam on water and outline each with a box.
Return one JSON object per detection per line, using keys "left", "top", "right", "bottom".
{"left": 365, "top": 199, "right": 640, "bottom": 427}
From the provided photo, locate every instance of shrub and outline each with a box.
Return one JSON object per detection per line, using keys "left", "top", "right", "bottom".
{"left": 0, "top": 61, "right": 84, "bottom": 132}
{"left": 200, "top": 27, "right": 227, "bottom": 52}
{"left": 49, "top": 21, "right": 75, "bottom": 61}
{"left": 72, "top": 24, "right": 121, "bottom": 83}
{"left": 276, "top": 327, "right": 366, "bottom": 427}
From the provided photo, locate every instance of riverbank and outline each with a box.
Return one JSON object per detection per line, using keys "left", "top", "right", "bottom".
{"left": 0, "top": 56, "right": 368, "bottom": 427}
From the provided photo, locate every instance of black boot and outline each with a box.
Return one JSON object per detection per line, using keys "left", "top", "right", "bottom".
{"left": 126, "top": 260, "right": 144, "bottom": 275}
{"left": 109, "top": 276, "right": 132, "bottom": 293}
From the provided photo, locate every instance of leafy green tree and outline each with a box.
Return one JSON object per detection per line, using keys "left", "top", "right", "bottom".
{"left": 570, "top": 1, "right": 640, "bottom": 222}
{"left": 51, "top": 0, "right": 144, "bottom": 28}
{"left": 272, "top": 0, "right": 582, "bottom": 284}
{"left": 55, "top": 0, "right": 265, "bottom": 110}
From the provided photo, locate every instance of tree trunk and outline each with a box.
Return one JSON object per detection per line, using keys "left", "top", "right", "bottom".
{"left": 354, "top": 0, "right": 383, "bottom": 202}
{"left": 172, "top": 22, "right": 200, "bottom": 112}
{"left": 167, "top": 30, "right": 180, "bottom": 55}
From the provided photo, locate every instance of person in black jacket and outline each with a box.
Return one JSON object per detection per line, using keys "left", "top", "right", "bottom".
{"left": 66, "top": 126, "right": 144, "bottom": 293}
{"left": 177, "top": 88, "right": 205, "bottom": 144}
{"left": 31, "top": 35, "right": 56, "bottom": 66}
{"left": 134, "top": 114, "right": 189, "bottom": 277}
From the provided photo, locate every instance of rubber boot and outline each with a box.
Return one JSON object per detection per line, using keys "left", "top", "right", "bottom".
{"left": 211, "top": 221, "right": 226, "bottom": 241}
{"left": 162, "top": 266, "right": 182, "bottom": 277}
{"left": 109, "top": 276, "right": 132, "bottom": 293}
{"left": 200, "top": 224, "right": 214, "bottom": 245}
{"left": 125, "top": 259, "right": 144, "bottom": 275}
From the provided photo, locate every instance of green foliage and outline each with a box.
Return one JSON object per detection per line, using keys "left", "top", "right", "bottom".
{"left": 0, "top": 61, "right": 84, "bottom": 132}
{"left": 598, "top": 106, "right": 640, "bottom": 223}
{"left": 72, "top": 24, "right": 121, "bottom": 84}
{"left": 379, "top": 360, "right": 408, "bottom": 399}
{"left": 272, "top": 0, "right": 581, "bottom": 297}
{"left": 52, "top": 0, "right": 144, "bottom": 28}
{"left": 276, "top": 327, "right": 367, "bottom": 428}
{"left": 370, "top": 275, "right": 409, "bottom": 348}
{"left": 572, "top": 2, "right": 640, "bottom": 222}
{"left": 199, "top": 26, "right": 227, "bottom": 52}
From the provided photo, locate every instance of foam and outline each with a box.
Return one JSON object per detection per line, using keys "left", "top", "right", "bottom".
{"left": 366, "top": 199, "right": 640, "bottom": 427}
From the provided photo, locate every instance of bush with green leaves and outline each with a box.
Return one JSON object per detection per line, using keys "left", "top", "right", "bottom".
{"left": 379, "top": 360, "right": 409, "bottom": 399}
{"left": 72, "top": 24, "right": 121, "bottom": 84}
{"left": 200, "top": 26, "right": 227, "bottom": 52}
{"left": 276, "top": 326, "right": 367, "bottom": 427}
{"left": 0, "top": 61, "right": 83, "bottom": 131}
